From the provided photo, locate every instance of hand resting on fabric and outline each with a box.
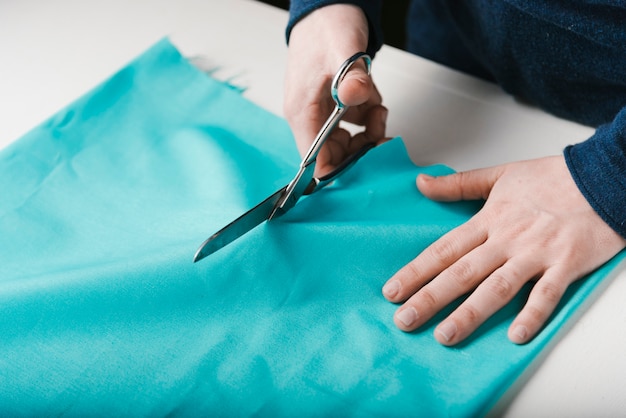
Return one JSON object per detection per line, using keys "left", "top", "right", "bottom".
{"left": 286, "top": 5, "right": 626, "bottom": 346}
{"left": 382, "top": 156, "right": 626, "bottom": 345}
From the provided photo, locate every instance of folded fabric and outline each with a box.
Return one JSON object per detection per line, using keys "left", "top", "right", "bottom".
{"left": 0, "top": 39, "right": 623, "bottom": 417}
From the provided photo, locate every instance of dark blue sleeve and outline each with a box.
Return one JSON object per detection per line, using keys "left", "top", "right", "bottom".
{"left": 286, "top": 0, "right": 384, "bottom": 58}
{"left": 564, "top": 106, "right": 626, "bottom": 239}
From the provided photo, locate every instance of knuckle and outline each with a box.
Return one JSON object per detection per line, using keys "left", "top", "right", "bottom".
{"left": 485, "top": 274, "right": 515, "bottom": 299}
{"left": 454, "top": 172, "right": 469, "bottom": 199}
{"left": 417, "top": 287, "right": 440, "bottom": 310}
{"left": 458, "top": 304, "right": 482, "bottom": 326}
{"left": 429, "top": 239, "right": 458, "bottom": 265}
{"left": 505, "top": 221, "right": 528, "bottom": 239}
{"left": 447, "top": 260, "right": 475, "bottom": 288}
{"left": 535, "top": 280, "right": 564, "bottom": 305}
{"left": 404, "top": 259, "right": 422, "bottom": 281}
{"left": 524, "top": 305, "right": 547, "bottom": 323}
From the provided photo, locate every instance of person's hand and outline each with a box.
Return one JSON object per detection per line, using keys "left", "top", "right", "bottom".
{"left": 285, "top": 4, "right": 388, "bottom": 176}
{"left": 382, "top": 156, "right": 626, "bottom": 345}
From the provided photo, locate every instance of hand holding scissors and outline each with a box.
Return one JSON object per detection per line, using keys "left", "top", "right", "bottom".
{"left": 194, "top": 53, "right": 375, "bottom": 262}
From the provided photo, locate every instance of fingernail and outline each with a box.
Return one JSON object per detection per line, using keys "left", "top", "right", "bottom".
{"left": 396, "top": 308, "right": 418, "bottom": 327}
{"left": 420, "top": 174, "right": 435, "bottom": 181}
{"left": 382, "top": 280, "right": 400, "bottom": 299}
{"left": 436, "top": 321, "right": 457, "bottom": 343}
{"left": 511, "top": 325, "right": 528, "bottom": 343}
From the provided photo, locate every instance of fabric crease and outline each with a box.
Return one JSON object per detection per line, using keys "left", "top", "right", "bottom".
{"left": 0, "top": 39, "right": 624, "bottom": 417}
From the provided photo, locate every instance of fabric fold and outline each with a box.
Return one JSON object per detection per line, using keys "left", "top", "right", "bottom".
{"left": 0, "top": 38, "right": 623, "bottom": 417}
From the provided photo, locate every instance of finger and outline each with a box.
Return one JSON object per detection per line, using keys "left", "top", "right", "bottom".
{"left": 316, "top": 105, "right": 388, "bottom": 174}
{"left": 360, "top": 105, "right": 387, "bottom": 145}
{"left": 288, "top": 68, "right": 379, "bottom": 167}
{"left": 433, "top": 256, "right": 540, "bottom": 345}
{"left": 391, "top": 242, "right": 506, "bottom": 332}
{"left": 289, "top": 100, "right": 336, "bottom": 158}
{"left": 346, "top": 105, "right": 388, "bottom": 154}
{"left": 508, "top": 267, "right": 568, "bottom": 344}
{"left": 343, "top": 82, "right": 383, "bottom": 126}
{"left": 317, "top": 127, "right": 352, "bottom": 174}
{"left": 336, "top": 61, "right": 374, "bottom": 107}
{"left": 417, "top": 166, "right": 504, "bottom": 202}
{"left": 383, "top": 219, "right": 488, "bottom": 304}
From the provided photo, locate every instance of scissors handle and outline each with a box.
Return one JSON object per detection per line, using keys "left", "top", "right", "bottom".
{"left": 271, "top": 52, "right": 372, "bottom": 219}
{"left": 301, "top": 52, "right": 372, "bottom": 166}
{"left": 303, "top": 142, "right": 376, "bottom": 195}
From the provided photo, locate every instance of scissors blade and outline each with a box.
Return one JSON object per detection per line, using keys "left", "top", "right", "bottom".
{"left": 193, "top": 186, "right": 287, "bottom": 263}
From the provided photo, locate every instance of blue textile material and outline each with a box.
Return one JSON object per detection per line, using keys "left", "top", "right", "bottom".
{"left": 287, "top": 0, "right": 626, "bottom": 239}
{"left": 0, "top": 39, "right": 624, "bottom": 417}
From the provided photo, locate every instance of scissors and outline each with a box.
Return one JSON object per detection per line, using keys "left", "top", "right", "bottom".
{"left": 193, "top": 52, "right": 373, "bottom": 263}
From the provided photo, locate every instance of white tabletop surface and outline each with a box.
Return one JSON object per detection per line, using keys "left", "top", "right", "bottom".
{"left": 1, "top": 0, "right": 625, "bottom": 415}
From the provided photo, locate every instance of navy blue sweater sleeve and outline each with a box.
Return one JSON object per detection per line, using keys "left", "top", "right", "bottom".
{"left": 286, "top": 0, "right": 384, "bottom": 58}
{"left": 565, "top": 107, "right": 626, "bottom": 239}
{"left": 287, "top": 0, "right": 626, "bottom": 240}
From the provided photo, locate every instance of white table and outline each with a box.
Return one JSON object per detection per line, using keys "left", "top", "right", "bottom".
{"left": 1, "top": 0, "right": 624, "bottom": 415}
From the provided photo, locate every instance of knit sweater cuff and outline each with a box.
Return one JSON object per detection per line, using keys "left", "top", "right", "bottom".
{"left": 564, "top": 106, "right": 626, "bottom": 239}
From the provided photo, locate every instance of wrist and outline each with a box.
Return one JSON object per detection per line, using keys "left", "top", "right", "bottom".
{"left": 289, "top": 4, "right": 369, "bottom": 66}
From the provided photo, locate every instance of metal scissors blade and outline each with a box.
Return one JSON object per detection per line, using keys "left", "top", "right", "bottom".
{"left": 193, "top": 52, "right": 372, "bottom": 263}
{"left": 193, "top": 186, "right": 286, "bottom": 262}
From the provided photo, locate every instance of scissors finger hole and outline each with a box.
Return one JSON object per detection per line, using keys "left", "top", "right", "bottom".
{"left": 331, "top": 52, "right": 372, "bottom": 108}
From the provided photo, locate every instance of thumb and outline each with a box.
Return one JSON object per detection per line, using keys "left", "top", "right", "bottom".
{"left": 416, "top": 167, "right": 502, "bottom": 202}
{"left": 336, "top": 63, "right": 373, "bottom": 107}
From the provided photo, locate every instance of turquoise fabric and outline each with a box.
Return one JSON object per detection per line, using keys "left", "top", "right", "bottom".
{"left": 0, "top": 39, "right": 624, "bottom": 417}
